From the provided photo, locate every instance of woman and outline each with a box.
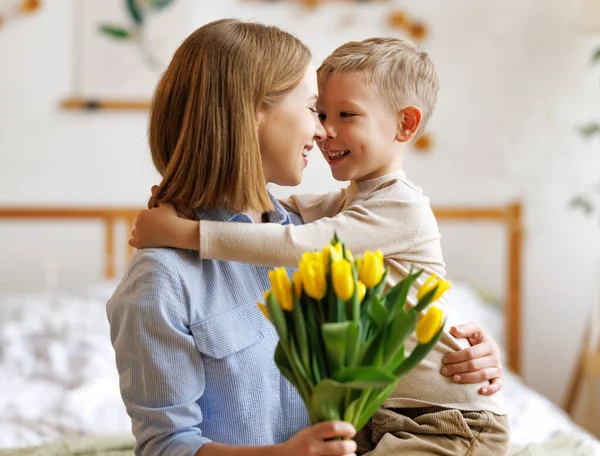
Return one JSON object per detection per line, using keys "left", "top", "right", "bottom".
{"left": 107, "top": 19, "right": 502, "bottom": 456}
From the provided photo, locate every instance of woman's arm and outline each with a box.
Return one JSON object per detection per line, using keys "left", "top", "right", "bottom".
{"left": 107, "top": 250, "right": 210, "bottom": 456}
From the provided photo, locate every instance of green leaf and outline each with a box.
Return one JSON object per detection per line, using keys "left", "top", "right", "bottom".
{"left": 592, "top": 47, "right": 600, "bottom": 64}
{"left": 98, "top": 24, "right": 135, "bottom": 40}
{"left": 384, "top": 309, "right": 417, "bottom": 367}
{"left": 367, "top": 295, "right": 389, "bottom": 331}
{"left": 322, "top": 322, "right": 350, "bottom": 372}
{"left": 311, "top": 379, "right": 346, "bottom": 422}
{"left": 343, "top": 397, "right": 362, "bottom": 424}
{"left": 345, "top": 321, "right": 360, "bottom": 368}
{"left": 275, "top": 343, "right": 318, "bottom": 424}
{"left": 274, "top": 342, "right": 298, "bottom": 389}
{"left": 393, "top": 319, "right": 446, "bottom": 378}
{"left": 353, "top": 382, "right": 398, "bottom": 432}
{"left": 150, "top": 0, "right": 174, "bottom": 10}
{"left": 291, "top": 292, "right": 311, "bottom": 382}
{"left": 357, "top": 330, "right": 386, "bottom": 367}
{"left": 333, "top": 366, "right": 397, "bottom": 389}
{"left": 578, "top": 123, "right": 600, "bottom": 138}
{"left": 266, "top": 293, "right": 288, "bottom": 345}
{"left": 570, "top": 196, "right": 594, "bottom": 215}
{"left": 304, "top": 299, "right": 329, "bottom": 381}
{"left": 413, "top": 286, "right": 438, "bottom": 313}
{"left": 126, "top": 0, "right": 143, "bottom": 25}
{"left": 331, "top": 232, "right": 340, "bottom": 244}
{"left": 382, "top": 269, "right": 423, "bottom": 313}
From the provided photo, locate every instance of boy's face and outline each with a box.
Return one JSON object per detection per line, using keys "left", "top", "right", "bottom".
{"left": 316, "top": 71, "right": 405, "bottom": 183}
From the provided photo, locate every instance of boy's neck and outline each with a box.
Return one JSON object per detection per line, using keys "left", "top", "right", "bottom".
{"left": 351, "top": 154, "right": 404, "bottom": 186}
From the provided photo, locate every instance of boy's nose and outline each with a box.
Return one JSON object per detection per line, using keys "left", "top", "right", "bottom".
{"left": 322, "top": 122, "right": 336, "bottom": 139}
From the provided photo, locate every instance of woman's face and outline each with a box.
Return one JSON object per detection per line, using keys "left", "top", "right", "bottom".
{"left": 259, "top": 65, "right": 326, "bottom": 187}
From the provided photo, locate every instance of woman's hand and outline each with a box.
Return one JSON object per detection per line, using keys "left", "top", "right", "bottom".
{"left": 441, "top": 322, "right": 504, "bottom": 395}
{"left": 280, "top": 421, "right": 357, "bottom": 456}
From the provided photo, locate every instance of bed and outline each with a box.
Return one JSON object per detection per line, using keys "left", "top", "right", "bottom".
{"left": 0, "top": 205, "right": 598, "bottom": 455}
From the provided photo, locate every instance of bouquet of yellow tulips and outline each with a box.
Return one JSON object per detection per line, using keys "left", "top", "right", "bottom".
{"left": 258, "top": 234, "right": 450, "bottom": 431}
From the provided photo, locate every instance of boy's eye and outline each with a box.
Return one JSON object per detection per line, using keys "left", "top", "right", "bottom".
{"left": 317, "top": 113, "right": 326, "bottom": 123}
{"left": 340, "top": 112, "right": 355, "bottom": 118}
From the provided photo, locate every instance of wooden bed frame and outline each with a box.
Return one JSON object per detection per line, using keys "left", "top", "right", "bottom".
{"left": 0, "top": 203, "right": 523, "bottom": 375}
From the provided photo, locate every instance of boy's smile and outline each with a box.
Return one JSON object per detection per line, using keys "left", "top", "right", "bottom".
{"left": 316, "top": 71, "right": 405, "bottom": 183}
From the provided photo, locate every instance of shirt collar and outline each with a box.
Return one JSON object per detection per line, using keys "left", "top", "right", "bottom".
{"left": 193, "top": 191, "right": 291, "bottom": 225}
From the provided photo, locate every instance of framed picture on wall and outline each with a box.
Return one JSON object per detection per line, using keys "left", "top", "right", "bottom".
{"left": 61, "top": 0, "right": 194, "bottom": 111}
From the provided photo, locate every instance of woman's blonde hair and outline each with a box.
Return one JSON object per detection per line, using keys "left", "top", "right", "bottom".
{"left": 148, "top": 19, "right": 311, "bottom": 212}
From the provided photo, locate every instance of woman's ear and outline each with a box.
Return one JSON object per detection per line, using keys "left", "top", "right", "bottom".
{"left": 396, "top": 106, "right": 422, "bottom": 143}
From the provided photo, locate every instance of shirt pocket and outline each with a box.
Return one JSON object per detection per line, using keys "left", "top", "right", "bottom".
{"left": 190, "top": 302, "right": 278, "bottom": 422}
{"left": 191, "top": 301, "right": 266, "bottom": 359}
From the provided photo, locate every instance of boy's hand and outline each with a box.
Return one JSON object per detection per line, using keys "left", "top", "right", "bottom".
{"left": 129, "top": 203, "right": 181, "bottom": 249}
{"left": 280, "top": 421, "right": 357, "bottom": 456}
{"left": 441, "top": 323, "right": 504, "bottom": 396}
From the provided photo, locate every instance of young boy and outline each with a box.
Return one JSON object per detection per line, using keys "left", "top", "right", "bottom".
{"left": 130, "top": 37, "right": 509, "bottom": 455}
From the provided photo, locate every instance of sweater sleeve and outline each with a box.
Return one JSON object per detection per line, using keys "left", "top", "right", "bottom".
{"left": 199, "top": 196, "right": 422, "bottom": 267}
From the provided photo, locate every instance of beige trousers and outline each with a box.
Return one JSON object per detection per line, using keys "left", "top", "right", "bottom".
{"left": 355, "top": 406, "right": 510, "bottom": 456}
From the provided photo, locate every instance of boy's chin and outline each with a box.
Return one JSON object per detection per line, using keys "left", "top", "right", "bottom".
{"left": 329, "top": 168, "right": 353, "bottom": 182}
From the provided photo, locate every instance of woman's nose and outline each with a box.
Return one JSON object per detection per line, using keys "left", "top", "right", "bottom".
{"left": 314, "top": 120, "right": 326, "bottom": 141}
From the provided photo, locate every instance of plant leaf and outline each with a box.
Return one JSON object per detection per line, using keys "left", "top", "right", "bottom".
{"left": 367, "top": 295, "right": 389, "bottom": 331}
{"left": 570, "top": 196, "right": 594, "bottom": 215}
{"left": 592, "top": 47, "right": 600, "bottom": 64}
{"left": 353, "top": 382, "right": 398, "bottom": 432}
{"left": 322, "top": 322, "right": 350, "bottom": 372}
{"left": 345, "top": 321, "right": 360, "bottom": 368}
{"left": 384, "top": 309, "right": 417, "bottom": 366}
{"left": 150, "top": 0, "right": 174, "bottom": 10}
{"left": 311, "top": 379, "right": 346, "bottom": 422}
{"left": 126, "top": 0, "right": 143, "bottom": 25}
{"left": 393, "top": 319, "right": 446, "bottom": 377}
{"left": 274, "top": 342, "right": 298, "bottom": 389}
{"left": 291, "top": 292, "right": 311, "bottom": 383}
{"left": 382, "top": 269, "right": 423, "bottom": 313}
{"left": 98, "top": 24, "right": 135, "bottom": 40}
{"left": 333, "top": 366, "right": 397, "bottom": 389}
{"left": 578, "top": 123, "right": 600, "bottom": 138}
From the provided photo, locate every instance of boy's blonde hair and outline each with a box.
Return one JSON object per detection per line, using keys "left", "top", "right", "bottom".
{"left": 317, "top": 37, "right": 439, "bottom": 137}
{"left": 148, "top": 19, "right": 311, "bottom": 212}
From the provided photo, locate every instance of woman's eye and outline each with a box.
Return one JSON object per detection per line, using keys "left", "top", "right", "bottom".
{"left": 308, "top": 107, "right": 317, "bottom": 113}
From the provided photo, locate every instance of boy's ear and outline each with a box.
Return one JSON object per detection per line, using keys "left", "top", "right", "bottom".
{"left": 396, "top": 106, "right": 422, "bottom": 143}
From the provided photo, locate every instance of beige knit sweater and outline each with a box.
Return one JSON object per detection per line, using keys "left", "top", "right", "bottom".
{"left": 200, "top": 171, "right": 505, "bottom": 413}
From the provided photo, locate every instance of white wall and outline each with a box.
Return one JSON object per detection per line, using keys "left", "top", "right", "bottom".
{"left": 1, "top": 0, "right": 600, "bottom": 406}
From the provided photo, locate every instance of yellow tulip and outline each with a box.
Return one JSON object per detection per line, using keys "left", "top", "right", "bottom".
{"left": 417, "top": 274, "right": 452, "bottom": 302}
{"left": 357, "top": 250, "right": 384, "bottom": 287}
{"left": 331, "top": 259, "right": 355, "bottom": 301}
{"left": 357, "top": 281, "right": 366, "bottom": 302}
{"left": 292, "top": 271, "right": 303, "bottom": 298}
{"left": 322, "top": 242, "right": 343, "bottom": 272}
{"left": 416, "top": 305, "right": 444, "bottom": 344}
{"left": 268, "top": 268, "right": 294, "bottom": 311}
{"left": 299, "top": 252, "right": 327, "bottom": 300}
{"left": 257, "top": 302, "right": 269, "bottom": 320}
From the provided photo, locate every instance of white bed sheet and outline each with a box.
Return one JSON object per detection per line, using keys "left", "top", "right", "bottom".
{"left": 0, "top": 281, "right": 598, "bottom": 454}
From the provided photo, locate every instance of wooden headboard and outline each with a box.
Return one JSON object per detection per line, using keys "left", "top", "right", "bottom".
{"left": 0, "top": 202, "right": 523, "bottom": 375}
{"left": 433, "top": 203, "right": 523, "bottom": 375}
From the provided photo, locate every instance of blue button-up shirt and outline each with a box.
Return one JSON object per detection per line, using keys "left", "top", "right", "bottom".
{"left": 107, "top": 195, "right": 309, "bottom": 456}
